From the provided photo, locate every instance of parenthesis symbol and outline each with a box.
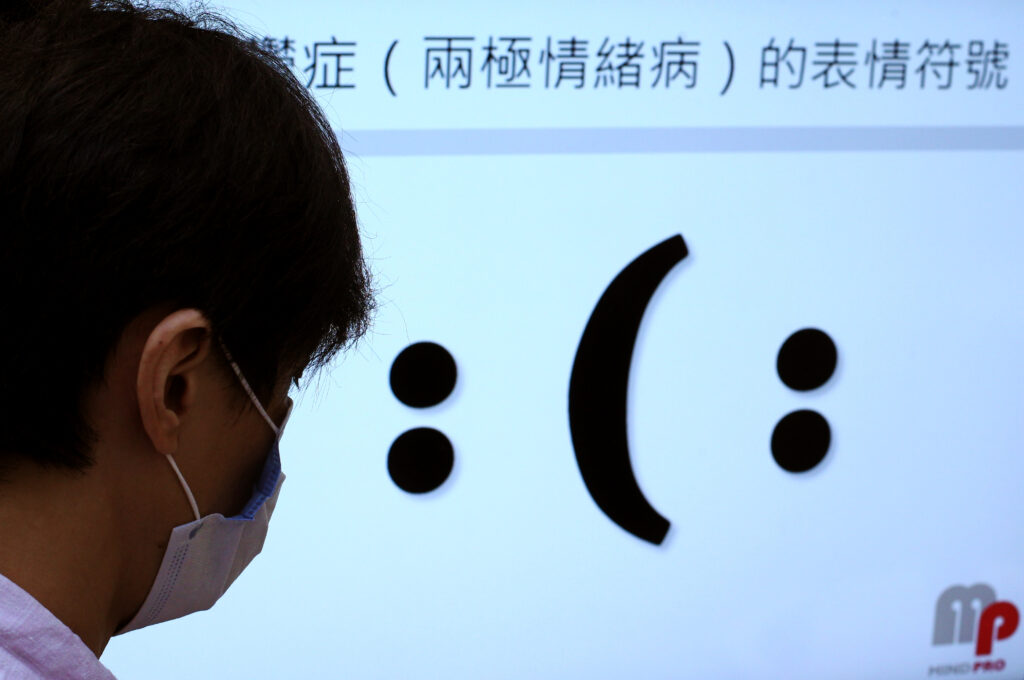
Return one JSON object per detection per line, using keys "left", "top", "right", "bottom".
{"left": 720, "top": 40, "right": 734, "bottom": 96}
{"left": 568, "top": 234, "right": 688, "bottom": 545}
{"left": 385, "top": 39, "right": 398, "bottom": 97}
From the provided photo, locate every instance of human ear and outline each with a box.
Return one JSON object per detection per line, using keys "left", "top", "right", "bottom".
{"left": 136, "top": 309, "right": 213, "bottom": 456}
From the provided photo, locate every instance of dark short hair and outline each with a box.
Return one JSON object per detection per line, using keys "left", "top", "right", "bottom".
{"left": 0, "top": 0, "right": 374, "bottom": 470}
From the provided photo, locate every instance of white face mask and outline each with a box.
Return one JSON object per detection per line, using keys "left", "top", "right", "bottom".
{"left": 115, "top": 345, "right": 292, "bottom": 635}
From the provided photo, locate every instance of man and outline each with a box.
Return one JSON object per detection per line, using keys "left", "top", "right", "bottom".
{"left": 0, "top": 0, "right": 373, "bottom": 677}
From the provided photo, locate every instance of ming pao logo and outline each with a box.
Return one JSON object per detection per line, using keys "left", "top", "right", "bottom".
{"left": 929, "top": 584, "right": 1019, "bottom": 675}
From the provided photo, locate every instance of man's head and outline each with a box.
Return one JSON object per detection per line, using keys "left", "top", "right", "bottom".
{"left": 0, "top": 0, "right": 373, "bottom": 473}
{"left": 0, "top": 0, "right": 374, "bottom": 651}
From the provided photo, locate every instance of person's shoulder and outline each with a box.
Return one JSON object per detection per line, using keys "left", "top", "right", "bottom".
{"left": 0, "top": 573, "right": 118, "bottom": 680}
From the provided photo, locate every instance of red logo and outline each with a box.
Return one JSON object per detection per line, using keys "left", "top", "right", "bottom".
{"left": 930, "top": 585, "right": 1019, "bottom": 675}
{"left": 934, "top": 584, "right": 1019, "bottom": 656}
{"left": 974, "top": 601, "right": 1019, "bottom": 656}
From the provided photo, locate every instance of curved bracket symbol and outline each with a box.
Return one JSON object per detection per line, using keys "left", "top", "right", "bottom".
{"left": 720, "top": 41, "right": 734, "bottom": 96}
{"left": 568, "top": 234, "right": 687, "bottom": 545}
{"left": 384, "top": 40, "right": 398, "bottom": 97}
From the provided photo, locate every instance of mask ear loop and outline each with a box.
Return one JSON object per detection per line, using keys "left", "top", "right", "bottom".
{"left": 164, "top": 453, "right": 202, "bottom": 522}
{"left": 161, "top": 337, "right": 288, "bottom": 525}
{"left": 217, "top": 338, "right": 284, "bottom": 439}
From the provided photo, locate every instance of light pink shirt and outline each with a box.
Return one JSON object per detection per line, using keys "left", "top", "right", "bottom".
{"left": 0, "top": 572, "right": 116, "bottom": 680}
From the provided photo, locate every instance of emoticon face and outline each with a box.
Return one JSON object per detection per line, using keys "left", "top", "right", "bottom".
{"left": 386, "top": 234, "right": 842, "bottom": 545}
{"left": 567, "top": 235, "right": 839, "bottom": 544}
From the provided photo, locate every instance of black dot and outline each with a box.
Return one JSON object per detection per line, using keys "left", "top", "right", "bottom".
{"left": 777, "top": 328, "right": 837, "bottom": 391}
{"left": 387, "top": 427, "right": 454, "bottom": 493}
{"left": 390, "top": 342, "right": 457, "bottom": 408}
{"left": 771, "top": 409, "right": 831, "bottom": 473}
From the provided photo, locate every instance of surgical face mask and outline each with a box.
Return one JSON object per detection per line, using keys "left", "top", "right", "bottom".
{"left": 115, "top": 345, "right": 292, "bottom": 635}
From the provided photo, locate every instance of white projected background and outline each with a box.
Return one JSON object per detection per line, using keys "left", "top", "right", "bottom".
{"left": 102, "top": 2, "right": 1024, "bottom": 679}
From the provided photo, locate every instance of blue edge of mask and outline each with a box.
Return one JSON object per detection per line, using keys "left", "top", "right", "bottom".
{"left": 235, "top": 442, "right": 282, "bottom": 521}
